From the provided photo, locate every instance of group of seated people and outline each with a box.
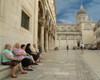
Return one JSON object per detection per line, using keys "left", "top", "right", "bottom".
{"left": 2, "top": 43, "right": 43, "bottom": 78}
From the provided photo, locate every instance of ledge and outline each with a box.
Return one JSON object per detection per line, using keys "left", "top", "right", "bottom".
{"left": 0, "top": 65, "right": 10, "bottom": 72}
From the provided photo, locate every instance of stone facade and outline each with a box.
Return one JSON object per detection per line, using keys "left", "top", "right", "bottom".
{"left": 0, "top": 0, "right": 57, "bottom": 64}
{"left": 55, "top": 3, "right": 95, "bottom": 49}
{"left": 93, "top": 20, "right": 100, "bottom": 49}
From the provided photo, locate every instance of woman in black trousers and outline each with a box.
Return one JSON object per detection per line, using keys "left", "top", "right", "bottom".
{"left": 25, "top": 43, "right": 39, "bottom": 62}
{"left": 67, "top": 45, "right": 69, "bottom": 52}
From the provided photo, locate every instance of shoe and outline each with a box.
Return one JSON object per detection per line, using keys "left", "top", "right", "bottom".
{"left": 21, "top": 71, "right": 27, "bottom": 74}
{"left": 36, "top": 61, "right": 40, "bottom": 63}
{"left": 11, "top": 75, "right": 17, "bottom": 78}
{"left": 27, "top": 69, "right": 33, "bottom": 71}
{"left": 34, "top": 63, "right": 38, "bottom": 65}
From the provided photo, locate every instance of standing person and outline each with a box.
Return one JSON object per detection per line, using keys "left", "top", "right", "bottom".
{"left": 81, "top": 43, "right": 84, "bottom": 54}
{"left": 67, "top": 45, "right": 69, "bottom": 52}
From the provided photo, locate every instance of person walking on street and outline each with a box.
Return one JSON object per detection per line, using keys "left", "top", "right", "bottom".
{"left": 81, "top": 43, "right": 84, "bottom": 54}
{"left": 67, "top": 45, "right": 69, "bottom": 52}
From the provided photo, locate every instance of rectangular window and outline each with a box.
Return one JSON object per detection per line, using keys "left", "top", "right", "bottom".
{"left": 21, "top": 11, "right": 30, "bottom": 30}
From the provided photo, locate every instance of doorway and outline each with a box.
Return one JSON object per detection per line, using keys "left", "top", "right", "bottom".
{"left": 77, "top": 41, "right": 80, "bottom": 47}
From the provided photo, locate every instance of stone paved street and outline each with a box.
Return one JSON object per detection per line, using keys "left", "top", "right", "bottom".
{"left": 4, "top": 50, "right": 100, "bottom": 80}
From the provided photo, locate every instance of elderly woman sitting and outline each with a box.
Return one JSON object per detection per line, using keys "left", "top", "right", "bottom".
{"left": 12, "top": 43, "right": 33, "bottom": 71}
{"left": 25, "top": 43, "right": 39, "bottom": 62}
{"left": 2, "top": 44, "right": 27, "bottom": 78}
{"left": 32, "top": 44, "right": 43, "bottom": 62}
{"left": 21, "top": 44, "right": 38, "bottom": 65}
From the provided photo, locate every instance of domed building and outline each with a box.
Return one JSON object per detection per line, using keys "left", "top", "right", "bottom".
{"left": 76, "top": 3, "right": 88, "bottom": 24}
{"left": 56, "top": 3, "right": 95, "bottom": 49}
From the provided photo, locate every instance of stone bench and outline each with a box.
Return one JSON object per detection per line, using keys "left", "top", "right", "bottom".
{"left": 0, "top": 65, "right": 20, "bottom": 80}
{"left": 0, "top": 65, "right": 12, "bottom": 80}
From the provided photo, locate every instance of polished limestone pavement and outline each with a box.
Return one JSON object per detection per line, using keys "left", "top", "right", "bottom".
{"left": 4, "top": 50, "right": 100, "bottom": 80}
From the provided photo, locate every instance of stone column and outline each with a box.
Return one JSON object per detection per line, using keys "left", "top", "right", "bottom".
{"left": 49, "top": 34, "right": 52, "bottom": 51}
{"left": 53, "top": 39, "right": 55, "bottom": 49}
{"left": 50, "top": 35, "right": 53, "bottom": 51}
{"left": 52, "top": 38, "right": 55, "bottom": 50}
{"left": 52, "top": 36, "right": 54, "bottom": 50}
{"left": 51, "top": 35, "right": 52, "bottom": 50}
{"left": 40, "top": 26, "right": 44, "bottom": 52}
{"left": 48, "top": 34, "right": 51, "bottom": 51}
{"left": 45, "top": 31, "right": 49, "bottom": 52}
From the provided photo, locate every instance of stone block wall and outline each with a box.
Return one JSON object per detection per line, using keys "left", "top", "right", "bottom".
{"left": 56, "top": 40, "right": 76, "bottom": 49}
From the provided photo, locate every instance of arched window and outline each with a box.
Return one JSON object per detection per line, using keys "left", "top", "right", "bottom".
{"left": 74, "top": 27, "right": 77, "bottom": 31}
{"left": 67, "top": 27, "right": 70, "bottom": 31}
{"left": 71, "top": 27, "right": 74, "bottom": 31}
{"left": 83, "top": 18, "right": 85, "bottom": 21}
{"left": 61, "top": 27, "right": 64, "bottom": 31}
{"left": 79, "top": 18, "right": 81, "bottom": 23}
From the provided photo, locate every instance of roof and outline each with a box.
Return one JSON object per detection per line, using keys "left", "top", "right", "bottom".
{"left": 77, "top": 9, "right": 87, "bottom": 15}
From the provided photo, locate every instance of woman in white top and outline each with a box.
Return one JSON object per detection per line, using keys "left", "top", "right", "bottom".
{"left": 31, "top": 44, "right": 43, "bottom": 62}
{"left": 81, "top": 43, "right": 84, "bottom": 54}
{"left": 21, "top": 44, "right": 38, "bottom": 65}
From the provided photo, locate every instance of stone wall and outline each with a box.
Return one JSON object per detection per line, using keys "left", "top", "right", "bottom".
{"left": 81, "top": 22, "right": 95, "bottom": 45}
{"left": 56, "top": 40, "right": 78, "bottom": 49}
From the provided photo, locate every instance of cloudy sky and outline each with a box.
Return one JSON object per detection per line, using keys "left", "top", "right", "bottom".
{"left": 55, "top": 0, "right": 100, "bottom": 24}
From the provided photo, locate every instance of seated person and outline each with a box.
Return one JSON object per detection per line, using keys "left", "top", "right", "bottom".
{"left": 32, "top": 44, "right": 43, "bottom": 62}
{"left": 21, "top": 44, "right": 38, "bottom": 65}
{"left": 12, "top": 43, "right": 33, "bottom": 71}
{"left": 2, "top": 44, "right": 27, "bottom": 78}
{"left": 25, "top": 43, "right": 39, "bottom": 61}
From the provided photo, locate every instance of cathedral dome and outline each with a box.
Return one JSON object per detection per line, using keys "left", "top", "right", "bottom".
{"left": 77, "top": 9, "right": 87, "bottom": 15}
{"left": 76, "top": 2, "right": 88, "bottom": 24}
{"left": 77, "top": 2, "right": 87, "bottom": 15}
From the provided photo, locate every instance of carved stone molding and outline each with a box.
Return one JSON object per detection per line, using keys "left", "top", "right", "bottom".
{"left": 44, "top": 27, "right": 49, "bottom": 31}
{"left": 38, "top": 18, "right": 45, "bottom": 23}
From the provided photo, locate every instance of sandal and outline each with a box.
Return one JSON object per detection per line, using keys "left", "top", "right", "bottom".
{"left": 27, "top": 69, "right": 33, "bottom": 71}
{"left": 21, "top": 71, "right": 27, "bottom": 74}
{"left": 34, "top": 63, "right": 38, "bottom": 65}
{"left": 11, "top": 75, "right": 17, "bottom": 78}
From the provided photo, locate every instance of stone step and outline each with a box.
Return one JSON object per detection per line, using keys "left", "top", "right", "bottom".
{"left": 0, "top": 65, "right": 19, "bottom": 80}
{"left": 0, "top": 65, "right": 12, "bottom": 80}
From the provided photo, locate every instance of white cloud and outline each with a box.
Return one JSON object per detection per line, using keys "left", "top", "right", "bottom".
{"left": 59, "top": 19, "right": 72, "bottom": 24}
{"left": 55, "top": 0, "right": 100, "bottom": 24}
{"left": 55, "top": 0, "right": 80, "bottom": 14}
{"left": 85, "top": 0, "right": 100, "bottom": 23}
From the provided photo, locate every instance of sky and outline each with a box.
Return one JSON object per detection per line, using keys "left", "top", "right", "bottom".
{"left": 55, "top": 0, "right": 100, "bottom": 24}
